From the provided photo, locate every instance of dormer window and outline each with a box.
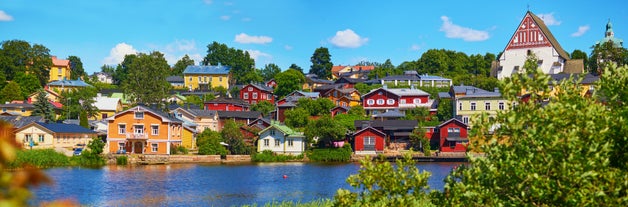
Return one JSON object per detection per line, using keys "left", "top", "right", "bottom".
{"left": 135, "top": 112, "right": 144, "bottom": 119}
{"left": 248, "top": 87, "right": 253, "bottom": 91}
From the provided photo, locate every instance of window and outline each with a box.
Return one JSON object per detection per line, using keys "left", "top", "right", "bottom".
{"left": 459, "top": 102, "right": 463, "bottom": 110}
{"left": 24, "top": 134, "right": 32, "bottom": 143}
{"left": 463, "top": 117, "right": 469, "bottom": 124}
{"left": 376, "top": 99, "right": 384, "bottom": 105}
{"left": 485, "top": 102, "right": 491, "bottom": 110}
{"left": 209, "top": 76, "right": 212, "bottom": 82}
{"left": 219, "top": 77, "right": 223, "bottom": 82}
{"left": 400, "top": 99, "right": 406, "bottom": 104}
{"left": 118, "top": 124, "right": 126, "bottom": 134}
{"left": 387, "top": 99, "right": 395, "bottom": 105}
{"left": 151, "top": 143, "right": 158, "bottom": 152}
{"left": 198, "top": 76, "right": 201, "bottom": 82}
{"left": 275, "top": 139, "right": 280, "bottom": 146}
{"left": 134, "top": 112, "right": 144, "bottom": 119}
{"left": 189, "top": 77, "right": 192, "bottom": 81}
{"left": 2, "top": 108, "right": 5, "bottom": 112}
{"left": 243, "top": 93, "right": 249, "bottom": 99}
{"left": 252, "top": 92, "right": 258, "bottom": 99}
{"left": 263, "top": 139, "right": 269, "bottom": 146}
{"left": 364, "top": 137, "right": 375, "bottom": 145}
{"left": 367, "top": 99, "right": 374, "bottom": 105}
{"left": 499, "top": 102, "right": 505, "bottom": 110}
{"left": 21, "top": 109, "right": 25, "bottom": 112}
{"left": 287, "top": 139, "right": 294, "bottom": 147}
{"left": 270, "top": 130, "right": 275, "bottom": 136}
{"left": 151, "top": 125, "right": 159, "bottom": 135}
{"left": 118, "top": 143, "right": 125, "bottom": 151}
{"left": 134, "top": 125, "right": 144, "bottom": 134}
{"left": 447, "top": 127, "right": 461, "bottom": 137}
{"left": 248, "top": 87, "right": 253, "bottom": 91}
{"left": 203, "top": 76, "right": 207, "bottom": 82}
{"left": 102, "top": 114, "right": 108, "bottom": 119}
{"left": 38, "top": 134, "right": 44, "bottom": 142}
{"left": 342, "top": 102, "right": 347, "bottom": 107}
{"left": 470, "top": 102, "right": 476, "bottom": 111}
{"left": 58, "top": 68, "right": 62, "bottom": 74}
{"left": 414, "top": 98, "right": 421, "bottom": 104}
{"left": 589, "top": 85, "right": 594, "bottom": 91}
{"left": 267, "top": 94, "right": 272, "bottom": 100}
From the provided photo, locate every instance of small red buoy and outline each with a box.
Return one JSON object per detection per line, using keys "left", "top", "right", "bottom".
{"left": 283, "top": 175, "right": 288, "bottom": 179}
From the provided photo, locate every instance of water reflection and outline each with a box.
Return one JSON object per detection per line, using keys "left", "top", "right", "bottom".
{"left": 32, "top": 162, "right": 463, "bottom": 206}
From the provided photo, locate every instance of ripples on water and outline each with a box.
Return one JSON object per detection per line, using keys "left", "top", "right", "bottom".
{"left": 31, "top": 162, "right": 463, "bottom": 206}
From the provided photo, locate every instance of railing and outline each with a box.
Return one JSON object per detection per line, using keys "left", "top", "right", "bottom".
{"left": 126, "top": 133, "right": 148, "bottom": 139}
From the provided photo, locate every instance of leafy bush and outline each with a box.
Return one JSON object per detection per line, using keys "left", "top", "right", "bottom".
{"left": 306, "top": 145, "right": 352, "bottom": 162}
{"left": 252, "top": 150, "right": 303, "bottom": 162}
{"left": 8, "top": 149, "right": 70, "bottom": 168}
{"left": 116, "top": 156, "right": 128, "bottom": 165}
{"left": 170, "top": 145, "right": 189, "bottom": 155}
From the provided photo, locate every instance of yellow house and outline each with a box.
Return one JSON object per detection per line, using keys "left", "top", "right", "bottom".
{"left": 452, "top": 85, "right": 509, "bottom": 127}
{"left": 14, "top": 122, "right": 97, "bottom": 149}
{"left": 93, "top": 96, "right": 123, "bottom": 120}
{"left": 181, "top": 125, "right": 196, "bottom": 149}
{"left": 303, "top": 75, "right": 334, "bottom": 91}
{"left": 28, "top": 88, "right": 62, "bottom": 103}
{"left": 324, "top": 88, "right": 361, "bottom": 107}
{"left": 49, "top": 56, "right": 71, "bottom": 82}
{"left": 521, "top": 73, "right": 599, "bottom": 98}
{"left": 0, "top": 103, "right": 35, "bottom": 116}
{"left": 183, "top": 65, "right": 231, "bottom": 91}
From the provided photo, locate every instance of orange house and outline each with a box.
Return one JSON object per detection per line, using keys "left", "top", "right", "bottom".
{"left": 106, "top": 105, "right": 183, "bottom": 155}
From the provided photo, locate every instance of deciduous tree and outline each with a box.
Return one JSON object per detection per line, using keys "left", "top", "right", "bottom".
{"left": 121, "top": 51, "right": 171, "bottom": 105}
{"left": 250, "top": 100, "right": 275, "bottom": 116}
{"left": 274, "top": 69, "right": 305, "bottom": 97}
{"left": 261, "top": 63, "right": 281, "bottom": 80}
{"left": 171, "top": 54, "right": 194, "bottom": 76}
{"left": 197, "top": 129, "right": 228, "bottom": 155}
{"left": 221, "top": 120, "right": 250, "bottom": 155}
{"left": 68, "top": 55, "right": 86, "bottom": 80}
{"left": 0, "top": 82, "right": 23, "bottom": 103}
{"left": 203, "top": 41, "right": 256, "bottom": 84}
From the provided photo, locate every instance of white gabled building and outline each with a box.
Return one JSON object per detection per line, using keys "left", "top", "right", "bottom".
{"left": 493, "top": 11, "right": 584, "bottom": 79}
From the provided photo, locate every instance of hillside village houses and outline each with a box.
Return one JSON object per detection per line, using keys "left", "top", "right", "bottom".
{"left": 183, "top": 65, "right": 231, "bottom": 91}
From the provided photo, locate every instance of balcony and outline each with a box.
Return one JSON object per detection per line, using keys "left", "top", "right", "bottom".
{"left": 126, "top": 133, "right": 148, "bottom": 140}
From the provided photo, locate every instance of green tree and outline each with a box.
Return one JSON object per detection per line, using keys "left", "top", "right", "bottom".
{"left": 171, "top": 54, "right": 195, "bottom": 76}
{"left": 589, "top": 41, "right": 628, "bottom": 74}
{"left": 288, "top": 63, "right": 304, "bottom": 74}
{"left": 202, "top": 41, "right": 256, "bottom": 84}
{"left": 309, "top": 47, "right": 333, "bottom": 79}
{"left": 79, "top": 110, "right": 88, "bottom": 128}
{"left": 334, "top": 153, "right": 434, "bottom": 206}
{"left": 13, "top": 72, "right": 41, "bottom": 98}
{"left": 113, "top": 54, "right": 137, "bottom": 85}
{"left": 354, "top": 83, "right": 381, "bottom": 95}
{"left": 261, "top": 63, "right": 281, "bottom": 80}
{"left": 100, "top": 64, "right": 115, "bottom": 74}
{"left": 296, "top": 98, "right": 334, "bottom": 116}
{"left": 68, "top": 55, "right": 86, "bottom": 80}
{"left": 436, "top": 98, "right": 453, "bottom": 121}
{"left": 121, "top": 51, "right": 171, "bottom": 105}
{"left": 274, "top": 69, "right": 306, "bottom": 97}
{"left": 347, "top": 105, "right": 366, "bottom": 117}
{"left": 284, "top": 107, "right": 309, "bottom": 129}
{"left": 570, "top": 49, "right": 589, "bottom": 72}
{"left": 0, "top": 72, "right": 6, "bottom": 90}
{"left": 221, "top": 120, "right": 250, "bottom": 154}
{"left": 437, "top": 59, "right": 628, "bottom": 206}
{"left": 367, "top": 59, "right": 400, "bottom": 79}
{"left": 597, "top": 63, "right": 628, "bottom": 169}
{"left": 197, "top": 129, "right": 228, "bottom": 155}
{"left": 32, "top": 90, "right": 55, "bottom": 122}
{"left": 250, "top": 100, "right": 275, "bottom": 116}
{"left": 304, "top": 115, "right": 346, "bottom": 147}
{"left": 0, "top": 82, "right": 23, "bottom": 103}
{"left": 60, "top": 86, "right": 99, "bottom": 120}
{"left": 409, "top": 126, "right": 430, "bottom": 155}
{"left": 0, "top": 40, "right": 51, "bottom": 85}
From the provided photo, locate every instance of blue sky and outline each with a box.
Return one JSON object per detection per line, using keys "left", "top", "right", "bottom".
{"left": 1, "top": 0, "right": 626, "bottom": 75}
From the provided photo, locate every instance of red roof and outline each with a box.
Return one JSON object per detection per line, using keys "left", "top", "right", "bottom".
{"left": 332, "top": 65, "right": 375, "bottom": 73}
{"left": 52, "top": 56, "right": 70, "bottom": 67}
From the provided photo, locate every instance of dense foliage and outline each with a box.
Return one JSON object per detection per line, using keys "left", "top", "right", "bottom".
{"left": 309, "top": 47, "right": 333, "bottom": 79}
{"left": 250, "top": 100, "right": 275, "bottom": 116}
{"left": 196, "top": 129, "right": 228, "bottom": 156}
{"left": 221, "top": 120, "right": 251, "bottom": 155}
{"left": 274, "top": 69, "right": 306, "bottom": 97}
{"left": 251, "top": 150, "right": 304, "bottom": 162}
{"left": 306, "top": 145, "right": 352, "bottom": 162}
{"left": 121, "top": 51, "right": 171, "bottom": 105}
{"left": 203, "top": 41, "right": 260, "bottom": 84}
{"left": 31, "top": 90, "right": 55, "bottom": 122}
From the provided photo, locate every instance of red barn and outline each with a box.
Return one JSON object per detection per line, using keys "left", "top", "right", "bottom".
{"left": 204, "top": 97, "right": 249, "bottom": 111}
{"left": 352, "top": 126, "right": 386, "bottom": 154}
{"left": 239, "top": 83, "right": 275, "bottom": 104}
{"left": 436, "top": 118, "right": 469, "bottom": 152}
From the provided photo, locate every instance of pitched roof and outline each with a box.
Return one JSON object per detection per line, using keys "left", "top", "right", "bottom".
{"left": 259, "top": 121, "right": 304, "bottom": 137}
{"left": 548, "top": 73, "right": 599, "bottom": 85}
{"left": 564, "top": 59, "right": 585, "bottom": 74}
{"left": 525, "top": 11, "right": 570, "bottom": 59}
{"left": 352, "top": 126, "right": 386, "bottom": 137}
{"left": 437, "top": 118, "right": 468, "bottom": 129}
{"left": 0, "top": 115, "right": 44, "bottom": 128}
{"left": 109, "top": 105, "right": 183, "bottom": 123}
{"left": 205, "top": 97, "right": 249, "bottom": 106}
{"left": 363, "top": 87, "right": 429, "bottom": 98}
{"left": 166, "top": 76, "right": 185, "bottom": 83}
{"left": 34, "top": 122, "right": 97, "bottom": 134}
{"left": 335, "top": 77, "right": 366, "bottom": 84}
{"left": 452, "top": 85, "right": 502, "bottom": 98}
{"left": 217, "top": 111, "right": 261, "bottom": 119}
{"left": 331, "top": 106, "right": 351, "bottom": 112}
{"left": 47, "top": 79, "right": 92, "bottom": 87}
{"left": 354, "top": 120, "right": 418, "bottom": 131}
{"left": 93, "top": 96, "right": 121, "bottom": 111}
{"left": 183, "top": 65, "right": 230, "bottom": 75}
{"left": 0, "top": 103, "right": 35, "bottom": 109}
{"left": 189, "top": 109, "right": 218, "bottom": 117}
{"left": 244, "top": 83, "right": 274, "bottom": 93}
{"left": 372, "top": 110, "right": 405, "bottom": 118}
{"left": 51, "top": 56, "right": 70, "bottom": 67}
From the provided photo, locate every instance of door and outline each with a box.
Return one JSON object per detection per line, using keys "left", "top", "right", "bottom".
{"left": 134, "top": 142, "right": 143, "bottom": 154}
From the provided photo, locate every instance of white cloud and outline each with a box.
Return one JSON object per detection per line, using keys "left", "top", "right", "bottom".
{"left": 234, "top": 33, "right": 273, "bottom": 44}
{"left": 246, "top": 50, "right": 272, "bottom": 66}
{"left": 284, "top": 45, "right": 293, "bottom": 50}
{"left": 439, "top": 16, "right": 489, "bottom": 42}
{"left": 242, "top": 17, "right": 252, "bottom": 22}
{"left": 410, "top": 44, "right": 421, "bottom": 51}
{"left": 0, "top": 10, "right": 13, "bottom": 21}
{"left": 571, "top": 25, "right": 590, "bottom": 37}
{"left": 203, "top": 0, "right": 213, "bottom": 5}
{"left": 166, "top": 39, "right": 196, "bottom": 52}
{"left": 538, "top": 13, "right": 561, "bottom": 26}
{"left": 103, "top": 43, "right": 138, "bottom": 65}
{"left": 220, "top": 15, "right": 231, "bottom": 21}
{"left": 329, "top": 29, "right": 368, "bottom": 48}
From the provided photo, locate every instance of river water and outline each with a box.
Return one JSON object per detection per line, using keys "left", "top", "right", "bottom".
{"left": 31, "top": 162, "right": 463, "bottom": 206}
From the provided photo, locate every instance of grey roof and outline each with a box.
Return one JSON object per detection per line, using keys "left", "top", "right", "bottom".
{"left": 452, "top": 85, "right": 501, "bottom": 98}
{"left": 189, "top": 109, "right": 217, "bottom": 117}
{"left": 0, "top": 103, "right": 35, "bottom": 109}
{"left": 35, "top": 122, "right": 97, "bottom": 134}
{"left": 246, "top": 83, "right": 274, "bottom": 93}
{"left": 47, "top": 79, "right": 92, "bottom": 87}
{"left": 339, "top": 70, "right": 370, "bottom": 77}
{"left": 313, "top": 84, "right": 344, "bottom": 92}
{"left": 438, "top": 92, "right": 452, "bottom": 99}
{"left": 307, "top": 76, "right": 334, "bottom": 84}
{"left": 381, "top": 74, "right": 421, "bottom": 81}
{"left": 0, "top": 116, "right": 44, "bottom": 128}
{"left": 205, "top": 97, "right": 249, "bottom": 106}
{"left": 183, "top": 65, "right": 230, "bottom": 75}
{"left": 217, "top": 111, "right": 262, "bottom": 119}
{"left": 355, "top": 120, "right": 418, "bottom": 131}
{"left": 335, "top": 77, "right": 366, "bottom": 84}
{"left": 166, "top": 76, "right": 185, "bottom": 83}
{"left": 418, "top": 74, "right": 451, "bottom": 80}
{"left": 372, "top": 110, "right": 405, "bottom": 118}
{"left": 142, "top": 106, "right": 184, "bottom": 123}
{"left": 548, "top": 73, "right": 599, "bottom": 85}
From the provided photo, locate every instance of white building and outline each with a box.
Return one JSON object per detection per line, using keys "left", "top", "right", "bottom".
{"left": 257, "top": 122, "right": 305, "bottom": 155}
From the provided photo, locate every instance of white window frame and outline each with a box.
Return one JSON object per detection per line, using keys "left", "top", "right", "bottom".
{"left": 252, "top": 92, "right": 258, "bottom": 99}
{"left": 414, "top": 98, "right": 421, "bottom": 104}
{"left": 499, "top": 102, "right": 505, "bottom": 110}
{"left": 364, "top": 136, "right": 375, "bottom": 145}
{"left": 387, "top": 99, "right": 395, "bottom": 105}
{"left": 38, "top": 134, "right": 44, "bottom": 142}
{"left": 470, "top": 102, "right": 476, "bottom": 111}
{"left": 134, "top": 112, "right": 144, "bottom": 119}
{"left": 267, "top": 94, "right": 272, "bottom": 100}
{"left": 274, "top": 139, "right": 280, "bottom": 146}
{"left": 151, "top": 143, "right": 158, "bottom": 152}
{"left": 270, "top": 130, "right": 275, "bottom": 136}
{"left": 367, "top": 99, "right": 374, "bottom": 105}
{"left": 243, "top": 93, "right": 249, "bottom": 99}
{"left": 263, "top": 139, "right": 269, "bottom": 146}
{"left": 118, "top": 124, "right": 126, "bottom": 134}
{"left": 134, "top": 124, "right": 144, "bottom": 134}
{"left": 376, "top": 99, "right": 384, "bottom": 105}
{"left": 248, "top": 87, "right": 253, "bottom": 91}
{"left": 151, "top": 125, "right": 159, "bottom": 135}
{"left": 400, "top": 99, "right": 406, "bottom": 104}
{"left": 287, "top": 139, "right": 294, "bottom": 147}
{"left": 118, "top": 143, "right": 125, "bottom": 151}
{"left": 463, "top": 116, "right": 469, "bottom": 124}
{"left": 459, "top": 102, "right": 463, "bottom": 110}
{"left": 485, "top": 102, "right": 491, "bottom": 110}
{"left": 24, "top": 134, "right": 32, "bottom": 143}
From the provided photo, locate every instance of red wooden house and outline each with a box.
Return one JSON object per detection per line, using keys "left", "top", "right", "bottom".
{"left": 361, "top": 86, "right": 435, "bottom": 116}
{"left": 239, "top": 83, "right": 275, "bottom": 104}
{"left": 204, "top": 97, "right": 249, "bottom": 111}
{"left": 352, "top": 126, "right": 386, "bottom": 154}
{"left": 330, "top": 106, "right": 350, "bottom": 117}
{"left": 436, "top": 118, "right": 469, "bottom": 152}
{"left": 265, "top": 79, "right": 277, "bottom": 89}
